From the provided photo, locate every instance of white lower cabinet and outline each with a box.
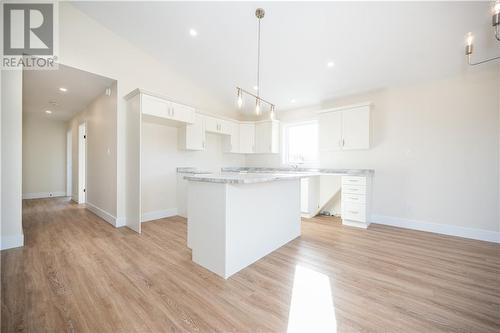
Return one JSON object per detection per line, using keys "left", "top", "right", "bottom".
{"left": 239, "top": 123, "right": 256, "bottom": 153}
{"left": 341, "top": 176, "right": 371, "bottom": 228}
{"left": 300, "top": 177, "right": 320, "bottom": 218}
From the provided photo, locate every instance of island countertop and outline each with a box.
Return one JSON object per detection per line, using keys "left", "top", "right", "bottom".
{"left": 184, "top": 172, "right": 310, "bottom": 184}
{"left": 184, "top": 167, "right": 374, "bottom": 184}
{"left": 221, "top": 167, "right": 374, "bottom": 176}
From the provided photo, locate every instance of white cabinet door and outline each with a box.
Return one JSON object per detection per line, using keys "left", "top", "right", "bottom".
{"left": 239, "top": 123, "right": 255, "bottom": 153}
{"left": 203, "top": 115, "right": 219, "bottom": 133}
{"left": 141, "top": 94, "right": 170, "bottom": 118}
{"left": 218, "top": 119, "right": 233, "bottom": 136}
{"left": 318, "top": 111, "right": 342, "bottom": 151}
{"left": 179, "top": 114, "right": 205, "bottom": 150}
{"left": 255, "top": 121, "right": 272, "bottom": 153}
{"left": 223, "top": 121, "right": 239, "bottom": 153}
{"left": 171, "top": 102, "right": 195, "bottom": 124}
{"left": 255, "top": 121, "right": 279, "bottom": 154}
{"left": 342, "top": 106, "right": 370, "bottom": 150}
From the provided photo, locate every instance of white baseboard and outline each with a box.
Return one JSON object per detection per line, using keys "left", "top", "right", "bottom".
{"left": 142, "top": 208, "right": 178, "bottom": 222}
{"left": 115, "top": 217, "right": 126, "bottom": 228}
{"left": 85, "top": 202, "right": 120, "bottom": 227}
{"left": 1, "top": 234, "right": 24, "bottom": 250}
{"left": 371, "top": 214, "right": 500, "bottom": 243}
{"left": 23, "top": 191, "right": 66, "bottom": 199}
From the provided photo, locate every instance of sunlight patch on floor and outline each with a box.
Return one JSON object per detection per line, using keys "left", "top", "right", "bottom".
{"left": 287, "top": 265, "right": 337, "bottom": 333}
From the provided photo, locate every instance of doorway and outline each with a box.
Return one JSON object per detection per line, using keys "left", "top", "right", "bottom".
{"left": 78, "top": 122, "right": 87, "bottom": 204}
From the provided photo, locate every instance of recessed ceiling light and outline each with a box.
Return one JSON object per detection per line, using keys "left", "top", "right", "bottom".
{"left": 327, "top": 61, "right": 335, "bottom": 68}
{"left": 290, "top": 99, "right": 296, "bottom": 103}
{"left": 59, "top": 87, "right": 67, "bottom": 92}
{"left": 253, "top": 85, "right": 259, "bottom": 91}
{"left": 45, "top": 110, "right": 52, "bottom": 114}
{"left": 189, "top": 28, "right": 198, "bottom": 37}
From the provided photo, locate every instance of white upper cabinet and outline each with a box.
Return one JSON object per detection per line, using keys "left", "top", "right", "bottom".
{"left": 203, "top": 115, "right": 218, "bottom": 133}
{"left": 341, "top": 106, "right": 370, "bottom": 150}
{"left": 140, "top": 92, "right": 195, "bottom": 125}
{"left": 319, "top": 111, "right": 342, "bottom": 151}
{"left": 239, "top": 123, "right": 256, "bottom": 154}
{"left": 255, "top": 120, "right": 280, "bottom": 154}
{"left": 170, "top": 101, "right": 196, "bottom": 124}
{"left": 222, "top": 121, "right": 240, "bottom": 153}
{"left": 203, "top": 115, "right": 232, "bottom": 135}
{"left": 318, "top": 103, "right": 371, "bottom": 151}
{"left": 179, "top": 114, "right": 205, "bottom": 151}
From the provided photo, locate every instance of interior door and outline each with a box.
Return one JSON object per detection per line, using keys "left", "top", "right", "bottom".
{"left": 78, "top": 123, "right": 86, "bottom": 204}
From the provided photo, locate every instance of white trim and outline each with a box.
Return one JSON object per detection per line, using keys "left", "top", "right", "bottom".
{"left": 22, "top": 191, "right": 66, "bottom": 199}
{"left": 142, "top": 208, "right": 178, "bottom": 222}
{"left": 317, "top": 101, "right": 372, "bottom": 114}
{"left": 115, "top": 217, "right": 126, "bottom": 228}
{"left": 1, "top": 234, "right": 24, "bottom": 250}
{"left": 371, "top": 215, "right": 500, "bottom": 243}
{"left": 85, "top": 202, "right": 118, "bottom": 227}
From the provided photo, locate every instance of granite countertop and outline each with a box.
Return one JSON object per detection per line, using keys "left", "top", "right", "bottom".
{"left": 221, "top": 167, "right": 374, "bottom": 176}
{"left": 184, "top": 167, "right": 374, "bottom": 184}
{"left": 184, "top": 172, "right": 308, "bottom": 184}
{"left": 176, "top": 167, "right": 213, "bottom": 174}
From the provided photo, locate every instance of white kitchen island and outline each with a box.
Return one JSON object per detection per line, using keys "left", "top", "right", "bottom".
{"left": 185, "top": 173, "right": 304, "bottom": 279}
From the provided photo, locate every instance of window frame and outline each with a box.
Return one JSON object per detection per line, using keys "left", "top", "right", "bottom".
{"left": 281, "top": 120, "right": 319, "bottom": 167}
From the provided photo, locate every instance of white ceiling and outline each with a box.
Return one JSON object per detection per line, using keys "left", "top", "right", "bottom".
{"left": 23, "top": 64, "right": 115, "bottom": 121}
{"left": 73, "top": 1, "right": 499, "bottom": 113}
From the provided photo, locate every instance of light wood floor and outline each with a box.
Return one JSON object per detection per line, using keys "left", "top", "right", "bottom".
{"left": 2, "top": 198, "right": 499, "bottom": 332}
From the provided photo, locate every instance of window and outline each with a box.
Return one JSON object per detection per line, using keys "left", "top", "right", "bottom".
{"left": 283, "top": 121, "right": 318, "bottom": 165}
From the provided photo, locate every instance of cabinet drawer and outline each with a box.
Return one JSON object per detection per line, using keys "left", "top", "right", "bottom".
{"left": 341, "top": 193, "right": 366, "bottom": 204}
{"left": 342, "top": 202, "right": 366, "bottom": 222}
{"left": 342, "top": 184, "right": 366, "bottom": 195}
{"left": 342, "top": 176, "right": 366, "bottom": 186}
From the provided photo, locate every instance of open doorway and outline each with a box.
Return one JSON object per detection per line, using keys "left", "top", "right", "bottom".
{"left": 22, "top": 64, "right": 115, "bottom": 207}
{"left": 78, "top": 122, "right": 87, "bottom": 204}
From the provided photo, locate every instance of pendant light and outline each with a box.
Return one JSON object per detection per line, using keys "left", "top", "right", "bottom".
{"left": 464, "top": 0, "right": 500, "bottom": 65}
{"left": 236, "top": 8, "right": 276, "bottom": 119}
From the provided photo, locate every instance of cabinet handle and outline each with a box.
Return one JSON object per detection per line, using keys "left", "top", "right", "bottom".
{"left": 202, "top": 141, "right": 205, "bottom": 148}
{"left": 349, "top": 210, "right": 358, "bottom": 214}
{"left": 342, "top": 139, "right": 345, "bottom": 146}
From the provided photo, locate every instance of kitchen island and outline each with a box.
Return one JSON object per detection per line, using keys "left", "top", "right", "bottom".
{"left": 185, "top": 172, "right": 305, "bottom": 279}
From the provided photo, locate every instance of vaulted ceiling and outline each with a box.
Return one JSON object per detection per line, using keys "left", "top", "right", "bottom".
{"left": 73, "top": 1, "right": 498, "bottom": 114}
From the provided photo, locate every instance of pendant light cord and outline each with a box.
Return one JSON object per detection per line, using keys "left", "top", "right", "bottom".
{"left": 257, "top": 17, "right": 261, "bottom": 98}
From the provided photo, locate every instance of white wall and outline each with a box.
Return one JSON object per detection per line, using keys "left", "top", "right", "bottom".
{"left": 248, "top": 67, "right": 500, "bottom": 237}
{"left": 22, "top": 114, "right": 67, "bottom": 198}
{"left": 68, "top": 82, "right": 117, "bottom": 219}
{"left": 141, "top": 122, "right": 245, "bottom": 216}
{"left": 1, "top": 70, "right": 24, "bottom": 250}
{"left": 57, "top": 3, "right": 240, "bottom": 222}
